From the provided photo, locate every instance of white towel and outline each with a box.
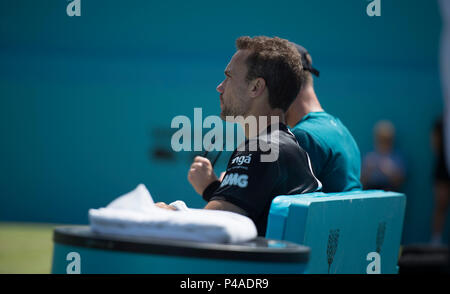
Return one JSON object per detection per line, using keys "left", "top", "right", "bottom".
{"left": 88, "top": 184, "right": 257, "bottom": 244}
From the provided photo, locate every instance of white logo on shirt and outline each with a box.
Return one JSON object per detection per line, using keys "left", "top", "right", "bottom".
{"left": 220, "top": 173, "right": 248, "bottom": 188}
{"left": 231, "top": 154, "right": 252, "bottom": 166}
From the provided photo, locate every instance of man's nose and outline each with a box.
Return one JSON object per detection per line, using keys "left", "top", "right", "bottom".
{"left": 216, "top": 81, "right": 224, "bottom": 93}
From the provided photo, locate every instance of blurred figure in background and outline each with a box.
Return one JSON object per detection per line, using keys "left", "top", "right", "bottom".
{"left": 440, "top": 0, "right": 450, "bottom": 173}
{"left": 431, "top": 117, "right": 450, "bottom": 246}
{"left": 361, "top": 120, "right": 406, "bottom": 192}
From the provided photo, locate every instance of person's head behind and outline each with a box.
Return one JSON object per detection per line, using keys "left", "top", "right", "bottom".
{"left": 300, "top": 53, "right": 314, "bottom": 88}
{"left": 292, "top": 43, "right": 319, "bottom": 92}
{"left": 217, "top": 36, "right": 304, "bottom": 119}
{"left": 285, "top": 43, "right": 321, "bottom": 127}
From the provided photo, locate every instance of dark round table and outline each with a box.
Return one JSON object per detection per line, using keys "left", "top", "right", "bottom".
{"left": 51, "top": 226, "right": 310, "bottom": 274}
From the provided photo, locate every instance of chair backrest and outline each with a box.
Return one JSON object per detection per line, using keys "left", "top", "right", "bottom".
{"left": 265, "top": 190, "right": 406, "bottom": 274}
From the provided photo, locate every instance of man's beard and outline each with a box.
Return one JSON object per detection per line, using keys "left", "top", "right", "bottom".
{"left": 220, "top": 104, "right": 237, "bottom": 121}
{"left": 220, "top": 109, "right": 230, "bottom": 121}
{"left": 220, "top": 99, "right": 248, "bottom": 122}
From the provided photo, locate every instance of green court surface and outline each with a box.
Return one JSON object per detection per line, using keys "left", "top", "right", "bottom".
{"left": 0, "top": 222, "right": 57, "bottom": 274}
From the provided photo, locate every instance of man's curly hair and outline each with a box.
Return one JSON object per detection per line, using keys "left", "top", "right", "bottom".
{"left": 236, "top": 36, "right": 304, "bottom": 112}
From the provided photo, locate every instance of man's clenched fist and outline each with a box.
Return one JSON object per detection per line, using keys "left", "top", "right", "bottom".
{"left": 188, "top": 156, "right": 219, "bottom": 195}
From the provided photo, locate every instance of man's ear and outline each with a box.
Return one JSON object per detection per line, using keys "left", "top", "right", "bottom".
{"left": 249, "top": 77, "right": 266, "bottom": 98}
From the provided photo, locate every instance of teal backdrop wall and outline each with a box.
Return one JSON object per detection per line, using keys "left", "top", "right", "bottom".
{"left": 0, "top": 0, "right": 446, "bottom": 244}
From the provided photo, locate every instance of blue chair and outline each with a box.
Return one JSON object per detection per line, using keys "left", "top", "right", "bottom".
{"left": 265, "top": 190, "right": 406, "bottom": 274}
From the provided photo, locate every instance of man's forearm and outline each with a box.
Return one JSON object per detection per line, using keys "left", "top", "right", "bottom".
{"left": 204, "top": 199, "right": 248, "bottom": 216}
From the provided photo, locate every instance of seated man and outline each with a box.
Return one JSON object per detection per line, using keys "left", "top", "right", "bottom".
{"left": 158, "top": 36, "right": 321, "bottom": 236}
{"left": 285, "top": 43, "right": 362, "bottom": 193}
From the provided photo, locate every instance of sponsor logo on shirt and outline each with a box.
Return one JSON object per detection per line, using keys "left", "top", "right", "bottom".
{"left": 231, "top": 154, "right": 252, "bottom": 166}
{"left": 220, "top": 173, "right": 248, "bottom": 188}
